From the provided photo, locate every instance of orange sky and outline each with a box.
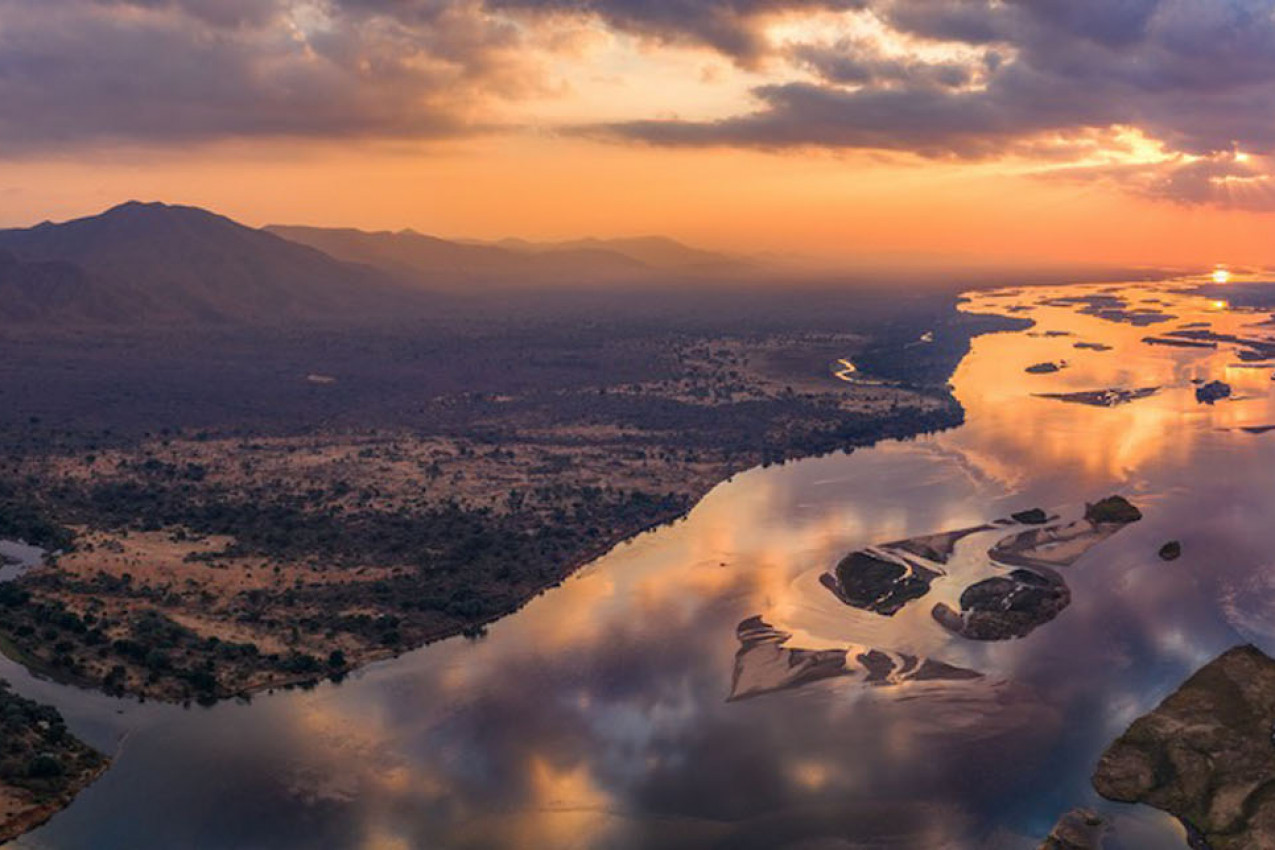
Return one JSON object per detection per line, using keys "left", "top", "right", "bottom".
{"left": 4, "top": 136, "right": 1266, "bottom": 271}
{"left": 3, "top": 2, "right": 1274, "bottom": 271}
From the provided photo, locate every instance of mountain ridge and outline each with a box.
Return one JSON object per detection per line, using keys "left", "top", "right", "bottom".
{"left": 0, "top": 201, "right": 422, "bottom": 325}
{"left": 265, "top": 224, "right": 746, "bottom": 288}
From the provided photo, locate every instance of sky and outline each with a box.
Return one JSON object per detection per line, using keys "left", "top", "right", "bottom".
{"left": 3, "top": 0, "right": 1275, "bottom": 269}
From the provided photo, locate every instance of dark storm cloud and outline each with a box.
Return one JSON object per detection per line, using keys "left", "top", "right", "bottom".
{"left": 596, "top": 0, "right": 1275, "bottom": 205}
{"left": 597, "top": 79, "right": 1123, "bottom": 159}
{"left": 485, "top": 0, "right": 869, "bottom": 64}
{"left": 0, "top": 0, "right": 529, "bottom": 152}
{"left": 789, "top": 40, "right": 979, "bottom": 89}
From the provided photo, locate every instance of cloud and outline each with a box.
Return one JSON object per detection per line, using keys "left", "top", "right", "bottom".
{"left": 7, "top": 0, "right": 1275, "bottom": 210}
{"left": 486, "top": 0, "right": 869, "bottom": 65}
{"left": 1044, "top": 153, "right": 1275, "bottom": 210}
{"left": 787, "top": 38, "right": 983, "bottom": 90}
{"left": 0, "top": 0, "right": 535, "bottom": 152}
{"left": 588, "top": 0, "right": 1275, "bottom": 207}
{"left": 591, "top": 79, "right": 1123, "bottom": 159}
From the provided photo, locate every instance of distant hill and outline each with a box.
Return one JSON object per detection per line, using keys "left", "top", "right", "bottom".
{"left": 489, "top": 235, "right": 743, "bottom": 273}
{"left": 0, "top": 202, "right": 418, "bottom": 325}
{"left": 266, "top": 225, "right": 744, "bottom": 288}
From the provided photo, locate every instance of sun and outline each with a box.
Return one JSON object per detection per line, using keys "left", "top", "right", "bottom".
{"left": 1213, "top": 267, "right": 1231, "bottom": 285}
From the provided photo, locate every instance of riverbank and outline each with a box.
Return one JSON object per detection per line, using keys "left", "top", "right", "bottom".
{"left": 0, "top": 680, "right": 107, "bottom": 844}
{"left": 0, "top": 302, "right": 1023, "bottom": 705}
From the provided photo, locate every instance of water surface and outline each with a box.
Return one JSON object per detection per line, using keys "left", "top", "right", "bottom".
{"left": 16, "top": 280, "right": 1275, "bottom": 849}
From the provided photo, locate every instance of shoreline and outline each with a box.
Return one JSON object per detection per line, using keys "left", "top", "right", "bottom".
{"left": 0, "top": 400, "right": 973, "bottom": 707}
{"left": 0, "top": 760, "right": 110, "bottom": 846}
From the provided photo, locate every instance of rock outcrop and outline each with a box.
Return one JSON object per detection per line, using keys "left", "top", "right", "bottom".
{"left": 1038, "top": 808, "right": 1108, "bottom": 850}
{"left": 1093, "top": 644, "right": 1275, "bottom": 849}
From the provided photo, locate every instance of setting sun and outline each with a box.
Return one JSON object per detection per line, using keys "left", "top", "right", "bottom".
{"left": 1213, "top": 267, "right": 1232, "bottom": 284}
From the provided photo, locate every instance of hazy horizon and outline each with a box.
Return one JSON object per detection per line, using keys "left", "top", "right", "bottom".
{"left": 4, "top": 2, "right": 1275, "bottom": 270}
{"left": 0, "top": 198, "right": 1224, "bottom": 282}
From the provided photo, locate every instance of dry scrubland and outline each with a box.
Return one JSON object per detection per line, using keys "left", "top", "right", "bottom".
{"left": 0, "top": 293, "right": 1021, "bottom": 702}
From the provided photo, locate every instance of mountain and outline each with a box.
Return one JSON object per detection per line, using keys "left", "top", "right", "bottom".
{"left": 0, "top": 202, "right": 417, "bottom": 324}
{"left": 0, "top": 251, "right": 141, "bottom": 323}
{"left": 265, "top": 224, "right": 663, "bottom": 289}
{"left": 0, "top": 202, "right": 752, "bottom": 326}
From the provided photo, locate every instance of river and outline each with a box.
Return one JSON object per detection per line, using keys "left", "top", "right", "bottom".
{"left": 13, "top": 278, "right": 1275, "bottom": 848}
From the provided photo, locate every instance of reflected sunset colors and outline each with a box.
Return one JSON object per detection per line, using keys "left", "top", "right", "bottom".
{"left": 17, "top": 277, "right": 1275, "bottom": 848}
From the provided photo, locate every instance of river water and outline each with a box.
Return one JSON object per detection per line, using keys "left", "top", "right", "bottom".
{"left": 13, "top": 279, "right": 1275, "bottom": 849}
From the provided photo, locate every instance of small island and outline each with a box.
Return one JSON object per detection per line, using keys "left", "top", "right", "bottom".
{"left": 1026, "top": 361, "right": 1066, "bottom": 374}
{"left": 932, "top": 568, "right": 1070, "bottom": 641}
{"left": 1196, "top": 379, "right": 1232, "bottom": 404}
{"left": 1011, "top": 507, "right": 1050, "bottom": 524}
{"left": 1035, "top": 387, "right": 1159, "bottom": 407}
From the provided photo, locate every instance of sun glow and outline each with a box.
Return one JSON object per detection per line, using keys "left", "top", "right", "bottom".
{"left": 1213, "top": 266, "right": 1231, "bottom": 284}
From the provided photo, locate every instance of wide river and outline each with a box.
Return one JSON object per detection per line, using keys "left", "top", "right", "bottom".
{"left": 11, "top": 279, "right": 1275, "bottom": 849}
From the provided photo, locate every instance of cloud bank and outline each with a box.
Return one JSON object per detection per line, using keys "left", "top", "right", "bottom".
{"left": 5, "top": 0, "right": 1275, "bottom": 206}
{"left": 0, "top": 0, "right": 532, "bottom": 150}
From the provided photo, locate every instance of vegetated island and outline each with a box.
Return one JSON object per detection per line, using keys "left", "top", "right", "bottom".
{"left": 0, "top": 680, "right": 107, "bottom": 843}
